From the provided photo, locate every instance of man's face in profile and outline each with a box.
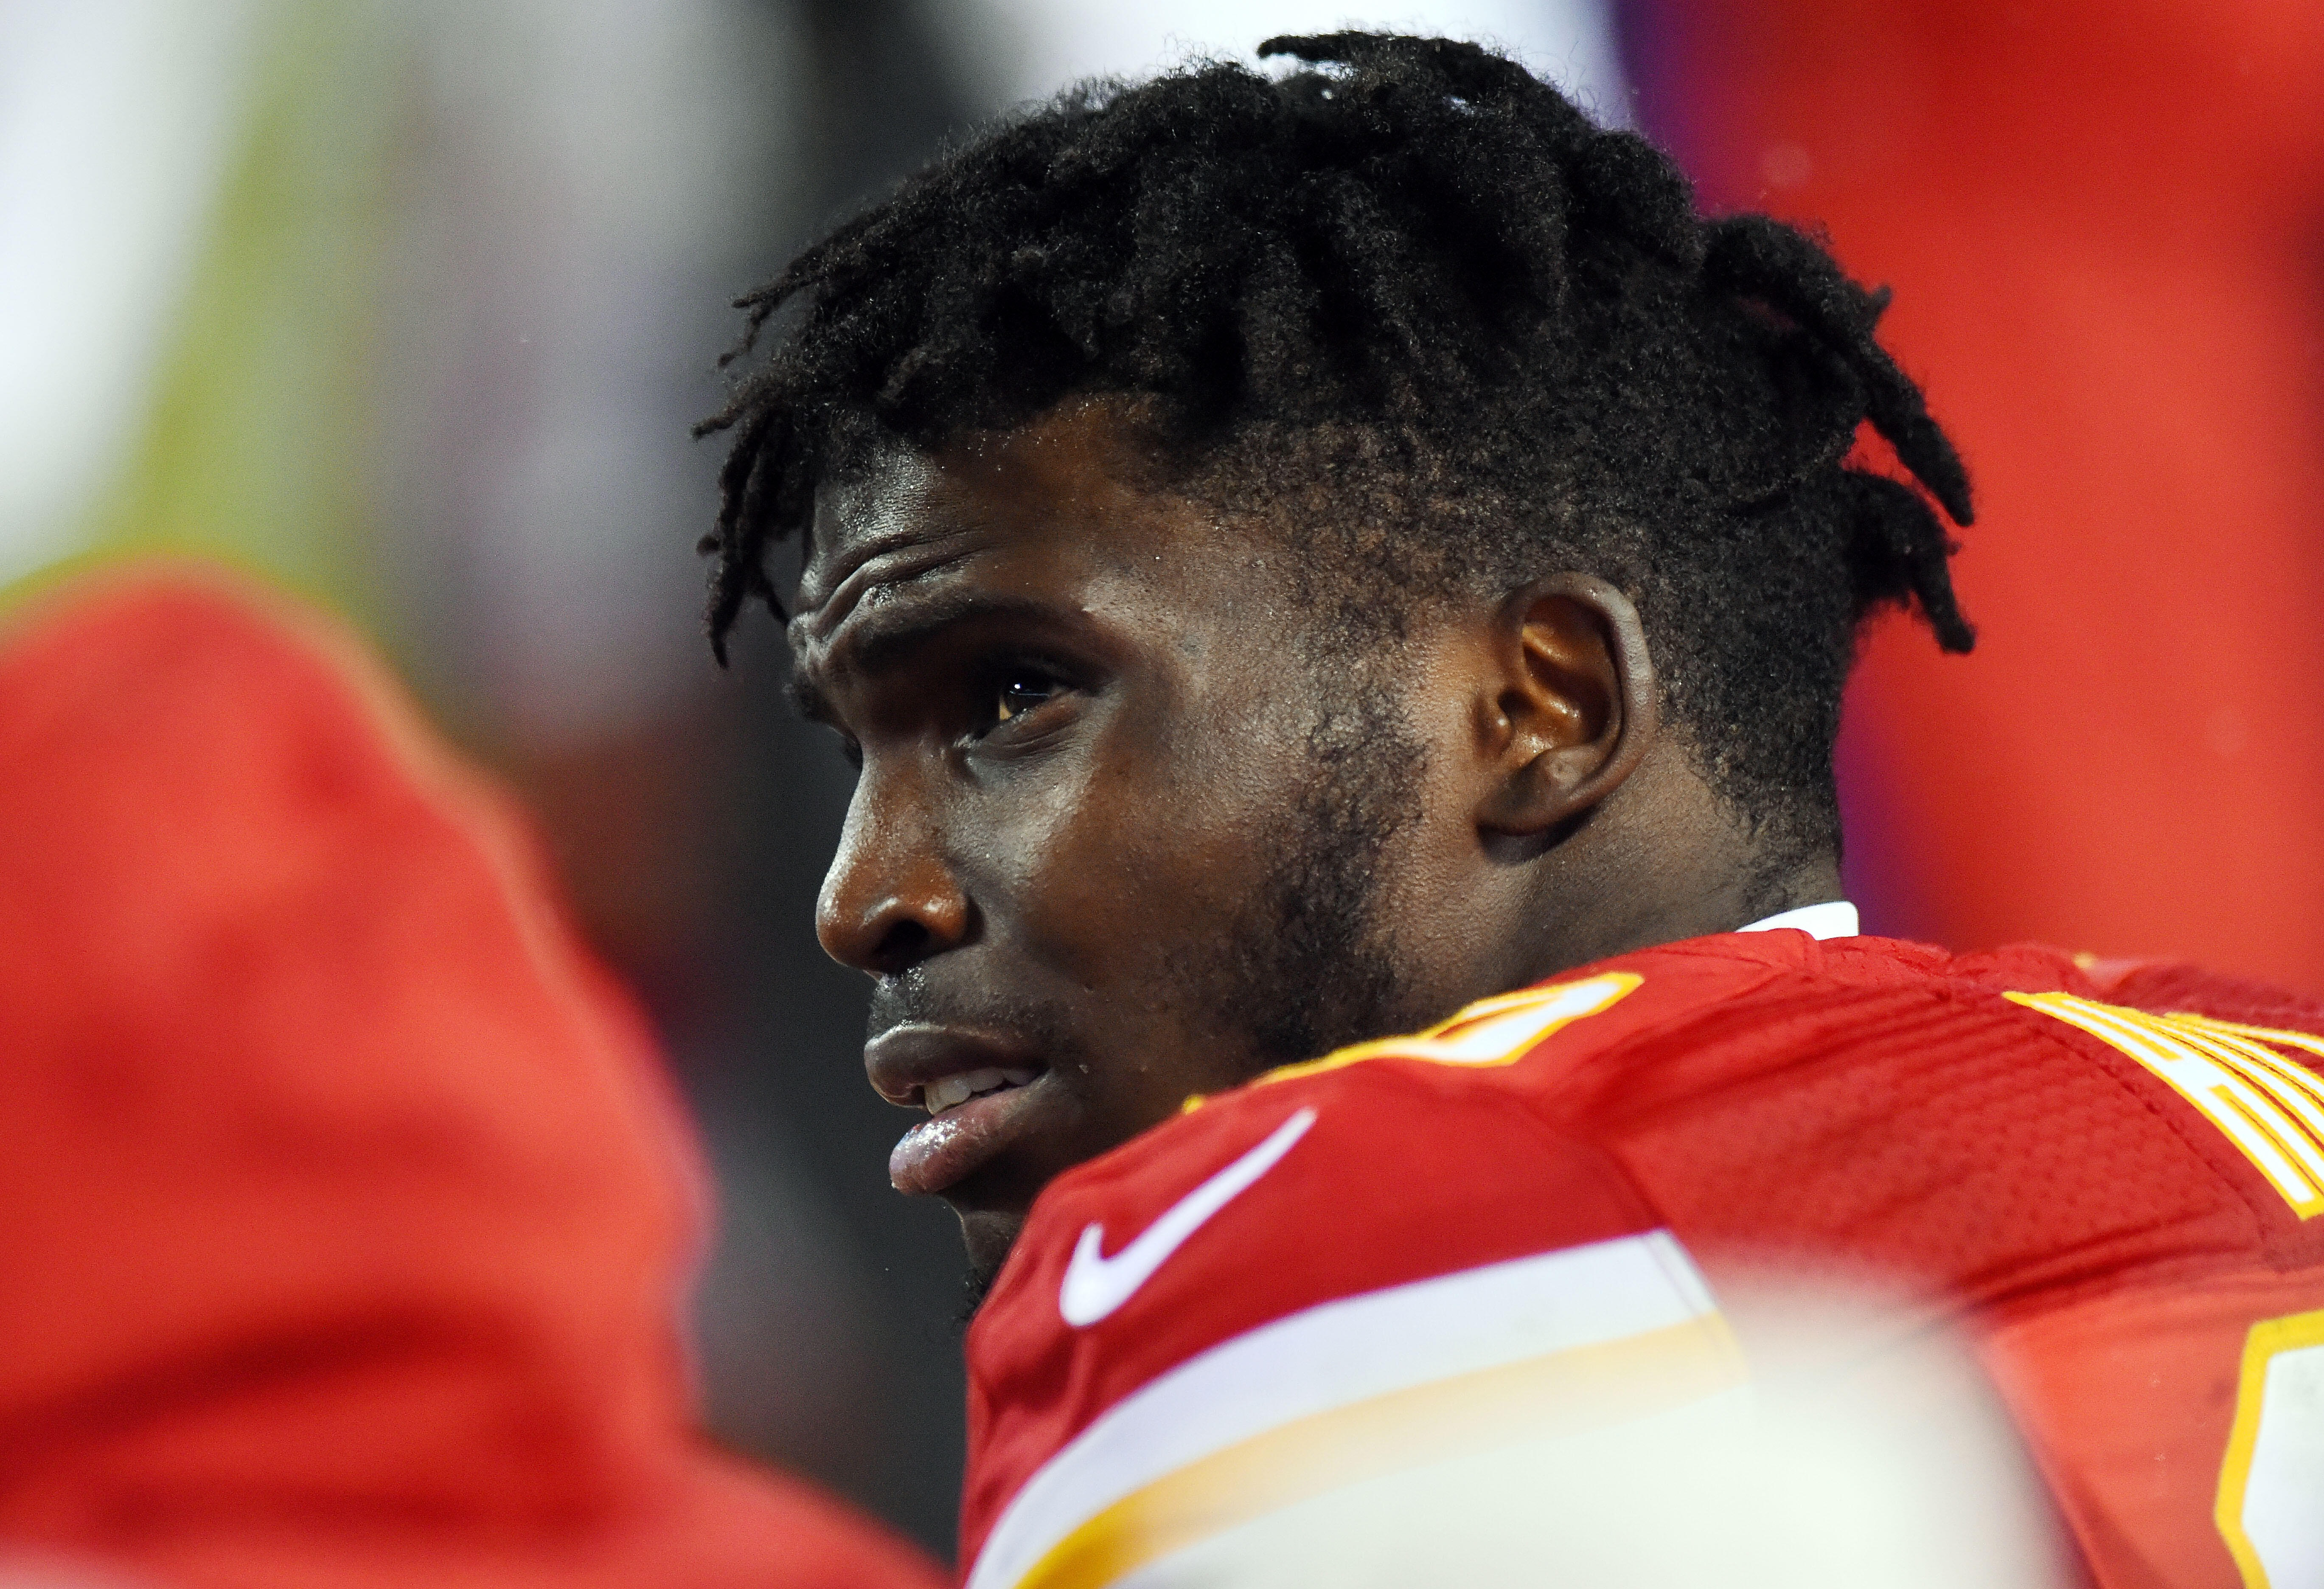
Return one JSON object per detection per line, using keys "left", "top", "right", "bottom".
{"left": 786, "top": 403, "right": 1477, "bottom": 1288}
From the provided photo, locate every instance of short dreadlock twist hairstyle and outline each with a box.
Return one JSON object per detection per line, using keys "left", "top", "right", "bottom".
{"left": 699, "top": 31, "right": 1973, "bottom": 855}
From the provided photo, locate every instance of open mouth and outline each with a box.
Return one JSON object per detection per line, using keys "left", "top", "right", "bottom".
{"left": 919, "top": 1066, "right": 1040, "bottom": 1116}
{"left": 865, "top": 1024, "right": 1057, "bottom": 1197}
{"left": 887, "top": 1068, "right": 1052, "bottom": 1195}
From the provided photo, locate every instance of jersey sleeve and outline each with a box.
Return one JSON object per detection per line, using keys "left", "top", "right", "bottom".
{"left": 957, "top": 1061, "right": 1743, "bottom": 1589}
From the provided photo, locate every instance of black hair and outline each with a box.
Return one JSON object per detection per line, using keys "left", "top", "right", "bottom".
{"left": 697, "top": 31, "right": 1973, "bottom": 857}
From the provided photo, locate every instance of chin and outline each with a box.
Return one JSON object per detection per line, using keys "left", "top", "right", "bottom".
{"left": 957, "top": 1252, "right": 1006, "bottom": 1325}
{"left": 956, "top": 1204, "right": 1027, "bottom": 1298}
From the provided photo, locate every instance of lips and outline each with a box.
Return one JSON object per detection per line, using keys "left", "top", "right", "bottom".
{"left": 865, "top": 1024, "right": 1054, "bottom": 1196}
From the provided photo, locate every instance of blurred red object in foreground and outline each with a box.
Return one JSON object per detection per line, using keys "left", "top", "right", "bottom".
{"left": 1633, "top": 0, "right": 2324, "bottom": 992}
{"left": 0, "top": 564, "right": 941, "bottom": 1589}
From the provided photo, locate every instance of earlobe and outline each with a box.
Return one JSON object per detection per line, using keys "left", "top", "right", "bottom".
{"left": 1476, "top": 575, "right": 1657, "bottom": 835}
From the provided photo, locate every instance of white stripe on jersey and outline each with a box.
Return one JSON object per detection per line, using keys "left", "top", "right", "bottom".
{"left": 967, "top": 1230, "right": 1735, "bottom": 1589}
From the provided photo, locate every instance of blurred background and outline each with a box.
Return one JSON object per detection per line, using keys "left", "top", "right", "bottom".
{"left": 2, "top": 0, "right": 2317, "bottom": 1559}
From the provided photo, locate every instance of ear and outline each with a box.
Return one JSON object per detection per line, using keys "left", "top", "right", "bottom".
{"left": 1473, "top": 574, "right": 1658, "bottom": 835}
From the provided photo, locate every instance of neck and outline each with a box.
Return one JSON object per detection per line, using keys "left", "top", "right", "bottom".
{"left": 1513, "top": 754, "right": 1842, "bottom": 981}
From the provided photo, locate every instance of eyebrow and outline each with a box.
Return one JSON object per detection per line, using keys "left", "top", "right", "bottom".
{"left": 786, "top": 671, "right": 838, "bottom": 726}
{"left": 790, "top": 588, "right": 1084, "bottom": 724}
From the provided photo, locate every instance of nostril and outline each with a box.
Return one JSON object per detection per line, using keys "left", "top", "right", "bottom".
{"left": 874, "top": 917, "right": 934, "bottom": 971}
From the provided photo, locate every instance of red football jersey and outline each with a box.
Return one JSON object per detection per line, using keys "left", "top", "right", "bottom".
{"left": 960, "top": 928, "right": 2324, "bottom": 1588}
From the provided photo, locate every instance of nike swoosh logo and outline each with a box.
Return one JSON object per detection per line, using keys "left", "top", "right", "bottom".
{"left": 1058, "top": 1106, "right": 1317, "bottom": 1327}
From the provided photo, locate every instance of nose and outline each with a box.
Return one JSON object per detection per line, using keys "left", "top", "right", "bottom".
{"left": 815, "top": 775, "right": 971, "bottom": 976}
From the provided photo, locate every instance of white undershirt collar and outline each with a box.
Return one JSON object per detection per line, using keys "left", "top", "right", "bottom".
{"left": 1733, "top": 900, "right": 1859, "bottom": 940}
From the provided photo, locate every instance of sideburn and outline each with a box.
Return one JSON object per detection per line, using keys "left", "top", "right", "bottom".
{"left": 1217, "top": 672, "right": 1431, "bottom": 1071}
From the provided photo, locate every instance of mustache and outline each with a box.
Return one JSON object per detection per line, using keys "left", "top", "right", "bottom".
{"left": 865, "top": 970, "right": 1089, "bottom": 1063}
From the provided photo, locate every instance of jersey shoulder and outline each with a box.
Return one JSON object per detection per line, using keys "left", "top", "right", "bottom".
{"left": 960, "top": 1024, "right": 1718, "bottom": 1580}
{"left": 968, "top": 949, "right": 1779, "bottom": 1413}
{"left": 956, "top": 939, "right": 2021, "bottom": 1586}
{"left": 960, "top": 936, "right": 2324, "bottom": 1588}
{"left": 1597, "top": 934, "right": 2324, "bottom": 1304}
{"left": 967, "top": 931, "right": 1986, "bottom": 1413}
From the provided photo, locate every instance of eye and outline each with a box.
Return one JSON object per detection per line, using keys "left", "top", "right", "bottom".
{"left": 993, "top": 669, "right": 1064, "bottom": 725}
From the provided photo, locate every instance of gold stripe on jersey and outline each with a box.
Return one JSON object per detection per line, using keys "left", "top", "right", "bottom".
{"left": 2007, "top": 993, "right": 2324, "bottom": 1220}
{"left": 1006, "top": 1310, "right": 1745, "bottom": 1589}
{"left": 1257, "top": 971, "right": 1642, "bottom": 1089}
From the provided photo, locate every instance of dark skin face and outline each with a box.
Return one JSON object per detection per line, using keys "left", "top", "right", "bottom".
{"left": 790, "top": 402, "right": 1841, "bottom": 1281}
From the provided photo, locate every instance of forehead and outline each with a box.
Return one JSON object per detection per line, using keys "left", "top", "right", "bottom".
{"left": 789, "top": 404, "right": 1222, "bottom": 647}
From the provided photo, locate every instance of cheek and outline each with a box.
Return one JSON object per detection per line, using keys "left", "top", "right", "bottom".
{"left": 988, "top": 694, "right": 1306, "bottom": 978}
